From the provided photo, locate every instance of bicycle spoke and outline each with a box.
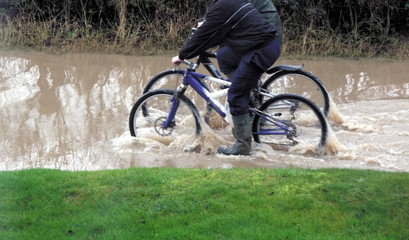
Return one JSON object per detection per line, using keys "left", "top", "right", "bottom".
{"left": 262, "top": 70, "right": 330, "bottom": 117}
{"left": 129, "top": 89, "right": 201, "bottom": 141}
{"left": 253, "top": 94, "right": 327, "bottom": 153}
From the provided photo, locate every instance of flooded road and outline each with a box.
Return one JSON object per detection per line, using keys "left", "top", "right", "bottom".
{"left": 0, "top": 50, "right": 408, "bottom": 172}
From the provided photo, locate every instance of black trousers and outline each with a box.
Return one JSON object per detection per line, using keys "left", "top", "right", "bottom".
{"left": 217, "top": 38, "right": 281, "bottom": 115}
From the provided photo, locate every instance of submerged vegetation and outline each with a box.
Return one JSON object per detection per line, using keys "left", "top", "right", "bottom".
{"left": 0, "top": 0, "right": 408, "bottom": 58}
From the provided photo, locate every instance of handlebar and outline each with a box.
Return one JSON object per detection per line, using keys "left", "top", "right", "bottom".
{"left": 172, "top": 59, "right": 198, "bottom": 71}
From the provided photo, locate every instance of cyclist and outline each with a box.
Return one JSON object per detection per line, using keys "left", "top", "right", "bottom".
{"left": 172, "top": 0, "right": 281, "bottom": 155}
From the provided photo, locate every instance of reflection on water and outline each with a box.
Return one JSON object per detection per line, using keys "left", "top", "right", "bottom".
{"left": 0, "top": 51, "right": 149, "bottom": 170}
{"left": 0, "top": 57, "right": 40, "bottom": 108}
{"left": 278, "top": 57, "right": 409, "bottom": 103}
{"left": 0, "top": 50, "right": 408, "bottom": 172}
{"left": 340, "top": 71, "right": 408, "bottom": 101}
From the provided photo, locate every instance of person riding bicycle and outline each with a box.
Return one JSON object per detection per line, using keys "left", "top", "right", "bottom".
{"left": 172, "top": 0, "right": 281, "bottom": 155}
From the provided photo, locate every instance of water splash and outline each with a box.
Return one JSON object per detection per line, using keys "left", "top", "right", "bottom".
{"left": 327, "top": 96, "right": 345, "bottom": 125}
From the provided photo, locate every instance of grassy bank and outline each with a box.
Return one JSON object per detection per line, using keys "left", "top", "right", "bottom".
{"left": 1, "top": 168, "right": 408, "bottom": 239}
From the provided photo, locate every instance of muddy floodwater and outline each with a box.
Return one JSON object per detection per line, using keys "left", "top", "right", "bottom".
{"left": 0, "top": 50, "right": 408, "bottom": 172}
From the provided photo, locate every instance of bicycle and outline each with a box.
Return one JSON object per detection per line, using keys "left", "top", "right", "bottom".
{"left": 130, "top": 60, "right": 328, "bottom": 154}
{"left": 142, "top": 50, "right": 330, "bottom": 117}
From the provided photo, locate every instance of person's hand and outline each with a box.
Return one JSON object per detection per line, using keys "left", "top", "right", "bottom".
{"left": 172, "top": 56, "right": 182, "bottom": 65}
{"left": 197, "top": 21, "right": 204, "bottom": 28}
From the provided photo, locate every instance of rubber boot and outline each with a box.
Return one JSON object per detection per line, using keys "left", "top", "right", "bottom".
{"left": 217, "top": 113, "right": 252, "bottom": 155}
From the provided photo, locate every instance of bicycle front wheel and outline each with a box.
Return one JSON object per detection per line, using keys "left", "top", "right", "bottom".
{"left": 252, "top": 94, "right": 328, "bottom": 153}
{"left": 142, "top": 69, "right": 215, "bottom": 124}
{"left": 261, "top": 70, "right": 330, "bottom": 117}
{"left": 142, "top": 69, "right": 185, "bottom": 94}
{"left": 129, "top": 89, "right": 202, "bottom": 140}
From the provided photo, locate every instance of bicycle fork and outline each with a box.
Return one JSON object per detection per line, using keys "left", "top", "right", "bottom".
{"left": 160, "top": 83, "right": 187, "bottom": 131}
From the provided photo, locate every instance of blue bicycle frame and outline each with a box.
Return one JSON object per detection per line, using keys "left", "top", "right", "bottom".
{"left": 161, "top": 60, "right": 294, "bottom": 137}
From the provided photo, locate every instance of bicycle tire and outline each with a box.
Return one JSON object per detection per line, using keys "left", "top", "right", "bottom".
{"left": 142, "top": 69, "right": 186, "bottom": 94}
{"left": 261, "top": 70, "right": 330, "bottom": 117}
{"left": 252, "top": 93, "right": 328, "bottom": 153}
{"left": 129, "top": 89, "right": 202, "bottom": 138}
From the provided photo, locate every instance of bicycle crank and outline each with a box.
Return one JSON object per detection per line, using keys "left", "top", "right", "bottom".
{"left": 286, "top": 122, "right": 301, "bottom": 145}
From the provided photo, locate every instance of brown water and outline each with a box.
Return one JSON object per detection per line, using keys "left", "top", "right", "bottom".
{"left": 1, "top": 50, "right": 408, "bottom": 172}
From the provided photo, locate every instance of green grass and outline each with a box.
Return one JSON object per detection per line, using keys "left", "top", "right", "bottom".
{"left": 0, "top": 168, "right": 408, "bottom": 239}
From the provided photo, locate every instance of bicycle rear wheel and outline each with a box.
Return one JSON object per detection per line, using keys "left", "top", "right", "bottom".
{"left": 129, "top": 89, "right": 202, "bottom": 139}
{"left": 261, "top": 70, "right": 330, "bottom": 117}
{"left": 252, "top": 94, "right": 328, "bottom": 153}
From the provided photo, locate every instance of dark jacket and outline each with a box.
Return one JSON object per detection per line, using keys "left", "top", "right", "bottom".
{"left": 178, "top": 0, "right": 277, "bottom": 60}
{"left": 250, "top": 0, "right": 283, "bottom": 44}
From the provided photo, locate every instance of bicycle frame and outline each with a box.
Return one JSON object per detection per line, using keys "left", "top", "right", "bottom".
{"left": 162, "top": 60, "right": 294, "bottom": 137}
{"left": 192, "top": 52, "right": 330, "bottom": 118}
{"left": 171, "top": 62, "right": 230, "bottom": 122}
